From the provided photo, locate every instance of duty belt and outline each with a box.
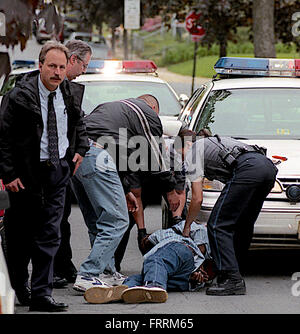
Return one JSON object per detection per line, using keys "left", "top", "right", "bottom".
{"left": 231, "top": 144, "right": 266, "bottom": 159}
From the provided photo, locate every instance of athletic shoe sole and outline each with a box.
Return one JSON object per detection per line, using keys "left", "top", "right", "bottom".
{"left": 73, "top": 284, "right": 86, "bottom": 293}
{"left": 84, "top": 285, "right": 129, "bottom": 304}
{"left": 121, "top": 287, "right": 168, "bottom": 303}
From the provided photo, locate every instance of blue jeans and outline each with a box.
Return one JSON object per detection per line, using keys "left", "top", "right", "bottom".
{"left": 71, "top": 146, "right": 129, "bottom": 277}
{"left": 124, "top": 242, "right": 194, "bottom": 291}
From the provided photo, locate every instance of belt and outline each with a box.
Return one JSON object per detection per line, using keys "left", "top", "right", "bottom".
{"left": 233, "top": 145, "right": 267, "bottom": 159}
{"left": 40, "top": 158, "right": 66, "bottom": 168}
{"left": 89, "top": 139, "right": 104, "bottom": 149}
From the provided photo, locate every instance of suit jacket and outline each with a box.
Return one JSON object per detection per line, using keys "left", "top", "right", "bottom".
{"left": 0, "top": 70, "right": 89, "bottom": 193}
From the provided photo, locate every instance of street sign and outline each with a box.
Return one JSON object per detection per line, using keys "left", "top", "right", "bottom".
{"left": 185, "top": 11, "right": 205, "bottom": 95}
{"left": 124, "top": 0, "right": 140, "bottom": 30}
{"left": 185, "top": 11, "right": 205, "bottom": 41}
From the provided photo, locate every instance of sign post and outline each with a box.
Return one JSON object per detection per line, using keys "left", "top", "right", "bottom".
{"left": 124, "top": 0, "right": 140, "bottom": 30}
{"left": 124, "top": 0, "right": 140, "bottom": 59}
{"left": 185, "top": 11, "right": 205, "bottom": 95}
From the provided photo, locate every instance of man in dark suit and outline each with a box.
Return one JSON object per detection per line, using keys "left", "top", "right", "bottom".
{"left": 0, "top": 41, "right": 89, "bottom": 311}
{"left": 53, "top": 39, "right": 92, "bottom": 287}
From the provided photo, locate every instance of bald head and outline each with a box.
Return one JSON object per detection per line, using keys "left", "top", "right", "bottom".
{"left": 138, "top": 94, "right": 160, "bottom": 114}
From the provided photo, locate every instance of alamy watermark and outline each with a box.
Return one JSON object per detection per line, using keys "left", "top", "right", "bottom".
{"left": 92, "top": 129, "right": 205, "bottom": 178}
{"left": 292, "top": 12, "right": 300, "bottom": 37}
{"left": 0, "top": 12, "right": 6, "bottom": 37}
{"left": 291, "top": 272, "right": 300, "bottom": 296}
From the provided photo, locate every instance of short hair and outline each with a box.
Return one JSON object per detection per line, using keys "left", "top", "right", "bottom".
{"left": 173, "top": 129, "right": 197, "bottom": 150}
{"left": 39, "top": 41, "right": 69, "bottom": 64}
{"left": 138, "top": 94, "right": 160, "bottom": 112}
{"left": 197, "top": 128, "right": 212, "bottom": 137}
{"left": 65, "top": 39, "right": 92, "bottom": 61}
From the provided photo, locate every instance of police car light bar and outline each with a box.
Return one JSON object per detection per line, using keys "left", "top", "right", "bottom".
{"left": 12, "top": 60, "right": 38, "bottom": 69}
{"left": 214, "top": 57, "right": 300, "bottom": 77}
{"left": 86, "top": 60, "right": 157, "bottom": 74}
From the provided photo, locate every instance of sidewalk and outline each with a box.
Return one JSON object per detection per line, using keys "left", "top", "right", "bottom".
{"left": 157, "top": 67, "right": 210, "bottom": 85}
{"left": 114, "top": 46, "right": 210, "bottom": 85}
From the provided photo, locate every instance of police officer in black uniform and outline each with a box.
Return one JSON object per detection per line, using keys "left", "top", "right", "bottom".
{"left": 182, "top": 131, "right": 278, "bottom": 296}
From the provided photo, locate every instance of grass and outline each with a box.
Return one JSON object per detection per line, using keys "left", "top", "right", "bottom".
{"left": 137, "top": 29, "right": 300, "bottom": 78}
{"left": 167, "top": 52, "right": 300, "bottom": 78}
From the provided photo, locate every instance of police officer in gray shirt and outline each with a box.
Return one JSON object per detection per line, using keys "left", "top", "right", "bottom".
{"left": 182, "top": 130, "right": 278, "bottom": 296}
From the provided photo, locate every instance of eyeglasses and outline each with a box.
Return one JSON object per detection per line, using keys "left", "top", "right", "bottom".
{"left": 76, "top": 55, "right": 89, "bottom": 70}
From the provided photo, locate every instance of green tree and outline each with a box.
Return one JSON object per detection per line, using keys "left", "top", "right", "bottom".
{"left": 195, "top": 0, "right": 250, "bottom": 58}
{"left": 253, "top": 0, "right": 276, "bottom": 57}
{"left": 0, "top": 0, "right": 40, "bottom": 78}
{"left": 274, "top": 0, "right": 300, "bottom": 51}
{"left": 54, "top": 0, "right": 124, "bottom": 56}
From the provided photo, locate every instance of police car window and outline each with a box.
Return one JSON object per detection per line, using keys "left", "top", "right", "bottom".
{"left": 179, "top": 86, "right": 207, "bottom": 126}
{"left": 194, "top": 88, "right": 300, "bottom": 139}
{"left": 0, "top": 75, "right": 16, "bottom": 96}
{"left": 81, "top": 81, "right": 182, "bottom": 117}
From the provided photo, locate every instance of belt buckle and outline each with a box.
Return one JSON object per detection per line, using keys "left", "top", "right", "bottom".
{"left": 46, "top": 160, "right": 53, "bottom": 167}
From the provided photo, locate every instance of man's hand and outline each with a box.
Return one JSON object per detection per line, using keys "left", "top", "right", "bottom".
{"left": 126, "top": 192, "right": 139, "bottom": 213}
{"left": 182, "top": 224, "right": 191, "bottom": 237}
{"left": 72, "top": 153, "right": 83, "bottom": 175}
{"left": 190, "top": 267, "right": 209, "bottom": 283}
{"left": 166, "top": 190, "right": 180, "bottom": 212}
{"left": 5, "top": 178, "right": 25, "bottom": 192}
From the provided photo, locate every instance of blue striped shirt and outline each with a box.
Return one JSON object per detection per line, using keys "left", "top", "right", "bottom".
{"left": 38, "top": 75, "right": 69, "bottom": 161}
{"left": 145, "top": 221, "right": 211, "bottom": 272}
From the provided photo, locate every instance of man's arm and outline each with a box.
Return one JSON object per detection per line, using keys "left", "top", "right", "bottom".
{"left": 72, "top": 109, "right": 89, "bottom": 175}
{"left": 182, "top": 178, "right": 203, "bottom": 237}
{"left": 0, "top": 92, "right": 19, "bottom": 185}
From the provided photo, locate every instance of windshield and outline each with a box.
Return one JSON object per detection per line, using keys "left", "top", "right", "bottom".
{"left": 0, "top": 75, "right": 17, "bottom": 96}
{"left": 80, "top": 81, "right": 182, "bottom": 117}
{"left": 194, "top": 88, "right": 300, "bottom": 139}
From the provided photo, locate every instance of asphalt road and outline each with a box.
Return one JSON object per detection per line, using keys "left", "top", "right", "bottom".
{"left": 13, "top": 203, "right": 300, "bottom": 316}
{"left": 4, "top": 37, "right": 300, "bottom": 318}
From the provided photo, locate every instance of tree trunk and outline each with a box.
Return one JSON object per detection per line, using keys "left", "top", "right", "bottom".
{"left": 123, "top": 28, "right": 128, "bottom": 59}
{"left": 253, "top": 0, "right": 276, "bottom": 58}
{"left": 111, "top": 28, "right": 116, "bottom": 58}
{"left": 219, "top": 38, "right": 227, "bottom": 58}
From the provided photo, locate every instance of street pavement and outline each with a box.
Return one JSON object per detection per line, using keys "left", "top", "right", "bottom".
{"left": 14, "top": 203, "right": 300, "bottom": 315}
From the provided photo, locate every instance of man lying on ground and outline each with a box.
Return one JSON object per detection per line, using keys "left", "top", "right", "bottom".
{"left": 83, "top": 220, "right": 214, "bottom": 304}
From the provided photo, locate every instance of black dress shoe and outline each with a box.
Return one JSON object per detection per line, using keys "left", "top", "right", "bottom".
{"left": 16, "top": 286, "right": 31, "bottom": 306}
{"left": 53, "top": 276, "right": 68, "bottom": 288}
{"left": 206, "top": 278, "right": 246, "bottom": 296}
{"left": 29, "top": 296, "right": 68, "bottom": 312}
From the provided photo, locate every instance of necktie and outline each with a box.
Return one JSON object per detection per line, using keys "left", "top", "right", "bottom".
{"left": 47, "top": 91, "right": 59, "bottom": 168}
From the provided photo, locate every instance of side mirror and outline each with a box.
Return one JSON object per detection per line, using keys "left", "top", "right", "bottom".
{"left": 161, "top": 119, "right": 183, "bottom": 137}
{"left": 179, "top": 94, "right": 189, "bottom": 107}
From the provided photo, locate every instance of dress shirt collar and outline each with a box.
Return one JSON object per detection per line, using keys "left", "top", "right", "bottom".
{"left": 38, "top": 75, "right": 59, "bottom": 99}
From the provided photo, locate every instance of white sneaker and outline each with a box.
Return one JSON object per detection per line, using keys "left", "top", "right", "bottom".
{"left": 99, "top": 272, "right": 128, "bottom": 286}
{"left": 73, "top": 275, "right": 111, "bottom": 293}
{"left": 121, "top": 286, "right": 168, "bottom": 304}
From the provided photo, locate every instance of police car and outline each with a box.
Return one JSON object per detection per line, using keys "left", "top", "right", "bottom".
{"left": 73, "top": 59, "right": 188, "bottom": 136}
{"left": 0, "top": 59, "right": 188, "bottom": 136}
{"left": 163, "top": 57, "right": 300, "bottom": 249}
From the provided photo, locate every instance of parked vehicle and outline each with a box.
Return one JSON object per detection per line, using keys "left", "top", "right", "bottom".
{"left": 66, "top": 32, "right": 112, "bottom": 59}
{"left": 162, "top": 57, "right": 300, "bottom": 249}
